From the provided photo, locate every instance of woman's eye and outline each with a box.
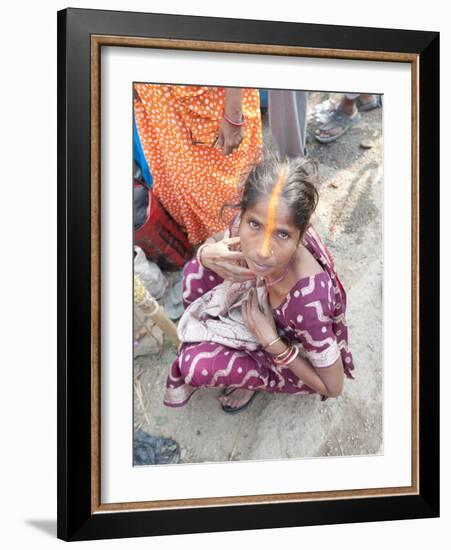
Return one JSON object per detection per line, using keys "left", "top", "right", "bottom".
{"left": 249, "top": 220, "right": 260, "bottom": 229}
{"left": 278, "top": 231, "right": 289, "bottom": 240}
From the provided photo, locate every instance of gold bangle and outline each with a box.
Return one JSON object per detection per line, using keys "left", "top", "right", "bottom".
{"left": 273, "top": 345, "right": 296, "bottom": 366}
{"left": 273, "top": 345, "right": 299, "bottom": 366}
{"left": 283, "top": 345, "right": 299, "bottom": 366}
{"left": 263, "top": 336, "right": 282, "bottom": 351}
{"left": 273, "top": 345, "right": 292, "bottom": 361}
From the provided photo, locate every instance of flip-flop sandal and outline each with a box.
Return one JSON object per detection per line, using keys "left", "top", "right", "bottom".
{"left": 220, "top": 386, "right": 237, "bottom": 397}
{"left": 221, "top": 389, "right": 258, "bottom": 415}
{"left": 315, "top": 109, "right": 361, "bottom": 144}
{"left": 217, "top": 386, "right": 238, "bottom": 404}
{"left": 356, "top": 95, "right": 381, "bottom": 112}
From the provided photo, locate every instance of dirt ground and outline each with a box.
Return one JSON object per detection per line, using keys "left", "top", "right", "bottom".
{"left": 133, "top": 92, "right": 383, "bottom": 464}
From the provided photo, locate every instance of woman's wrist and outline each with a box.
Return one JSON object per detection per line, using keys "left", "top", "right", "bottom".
{"left": 222, "top": 110, "right": 245, "bottom": 127}
{"left": 262, "top": 336, "right": 288, "bottom": 356}
{"left": 224, "top": 88, "right": 243, "bottom": 120}
{"left": 196, "top": 243, "right": 212, "bottom": 268}
{"left": 274, "top": 345, "right": 299, "bottom": 367}
{"left": 270, "top": 342, "right": 290, "bottom": 356}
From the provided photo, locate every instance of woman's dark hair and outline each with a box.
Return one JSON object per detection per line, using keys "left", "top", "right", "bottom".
{"left": 221, "top": 150, "right": 320, "bottom": 237}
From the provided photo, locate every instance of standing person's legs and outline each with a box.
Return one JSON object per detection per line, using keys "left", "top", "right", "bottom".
{"left": 315, "top": 92, "right": 380, "bottom": 143}
{"left": 268, "top": 90, "right": 308, "bottom": 158}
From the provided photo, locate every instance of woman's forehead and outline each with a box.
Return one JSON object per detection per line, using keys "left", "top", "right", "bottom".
{"left": 245, "top": 198, "right": 295, "bottom": 229}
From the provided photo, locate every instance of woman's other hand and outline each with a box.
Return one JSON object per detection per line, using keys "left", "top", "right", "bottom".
{"left": 216, "top": 87, "right": 245, "bottom": 155}
{"left": 200, "top": 237, "right": 256, "bottom": 282}
{"left": 241, "top": 287, "right": 278, "bottom": 347}
{"left": 216, "top": 118, "right": 245, "bottom": 155}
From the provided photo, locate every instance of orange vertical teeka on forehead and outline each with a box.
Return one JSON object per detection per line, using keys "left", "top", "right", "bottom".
{"left": 261, "top": 165, "right": 288, "bottom": 256}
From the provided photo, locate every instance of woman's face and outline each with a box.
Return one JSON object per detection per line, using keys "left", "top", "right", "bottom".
{"left": 239, "top": 197, "right": 302, "bottom": 279}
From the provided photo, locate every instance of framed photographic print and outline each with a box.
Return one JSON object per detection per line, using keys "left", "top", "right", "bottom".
{"left": 57, "top": 7, "right": 439, "bottom": 542}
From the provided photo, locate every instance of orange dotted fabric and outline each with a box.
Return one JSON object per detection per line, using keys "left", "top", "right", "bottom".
{"left": 134, "top": 84, "right": 262, "bottom": 245}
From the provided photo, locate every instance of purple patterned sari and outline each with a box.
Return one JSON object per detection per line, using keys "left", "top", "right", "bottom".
{"left": 163, "top": 224, "right": 355, "bottom": 408}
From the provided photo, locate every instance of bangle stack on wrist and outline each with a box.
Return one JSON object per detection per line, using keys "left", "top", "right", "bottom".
{"left": 269, "top": 340, "right": 299, "bottom": 368}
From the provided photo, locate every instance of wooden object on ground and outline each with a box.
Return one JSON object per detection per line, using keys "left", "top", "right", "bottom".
{"left": 134, "top": 275, "right": 180, "bottom": 347}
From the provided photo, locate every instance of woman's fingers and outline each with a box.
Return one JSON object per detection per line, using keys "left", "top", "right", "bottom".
{"left": 222, "top": 141, "right": 233, "bottom": 156}
{"left": 221, "top": 263, "right": 255, "bottom": 280}
{"left": 246, "top": 292, "right": 254, "bottom": 327}
{"left": 261, "top": 289, "right": 271, "bottom": 314}
{"left": 225, "top": 263, "right": 254, "bottom": 276}
{"left": 222, "top": 250, "right": 245, "bottom": 262}
{"left": 241, "top": 297, "right": 250, "bottom": 325}
{"left": 248, "top": 288, "right": 269, "bottom": 317}
{"left": 215, "top": 132, "right": 225, "bottom": 151}
{"left": 204, "top": 236, "right": 257, "bottom": 282}
{"left": 249, "top": 288, "right": 260, "bottom": 319}
{"left": 224, "top": 236, "right": 240, "bottom": 243}
{"left": 241, "top": 301, "right": 246, "bottom": 322}
{"left": 222, "top": 236, "right": 241, "bottom": 248}
{"left": 249, "top": 287, "right": 257, "bottom": 310}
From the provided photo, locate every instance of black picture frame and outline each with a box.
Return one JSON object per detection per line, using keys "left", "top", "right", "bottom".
{"left": 57, "top": 7, "right": 439, "bottom": 542}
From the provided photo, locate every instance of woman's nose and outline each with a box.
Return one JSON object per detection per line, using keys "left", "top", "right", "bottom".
{"left": 256, "top": 241, "right": 272, "bottom": 260}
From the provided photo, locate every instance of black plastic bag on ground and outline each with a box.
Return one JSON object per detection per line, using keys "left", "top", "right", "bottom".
{"left": 133, "top": 428, "right": 180, "bottom": 465}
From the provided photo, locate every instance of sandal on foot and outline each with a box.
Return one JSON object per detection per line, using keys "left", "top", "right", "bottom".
{"left": 220, "top": 386, "right": 236, "bottom": 397}
{"left": 315, "top": 109, "right": 361, "bottom": 144}
{"left": 217, "top": 386, "right": 237, "bottom": 404}
{"left": 221, "top": 389, "right": 257, "bottom": 415}
{"left": 356, "top": 95, "right": 380, "bottom": 112}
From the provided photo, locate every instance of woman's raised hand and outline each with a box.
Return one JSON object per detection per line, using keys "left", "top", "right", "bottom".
{"left": 200, "top": 237, "right": 256, "bottom": 282}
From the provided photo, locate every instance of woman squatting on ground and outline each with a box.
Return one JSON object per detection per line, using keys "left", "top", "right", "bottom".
{"left": 164, "top": 153, "right": 355, "bottom": 413}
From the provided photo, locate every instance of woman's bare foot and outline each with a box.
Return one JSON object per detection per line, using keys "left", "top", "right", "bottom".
{"left": 218, "top": 388, "right": 256, "bottom": 409}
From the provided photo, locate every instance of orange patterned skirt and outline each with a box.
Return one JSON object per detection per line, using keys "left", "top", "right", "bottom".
{"left": 134, "top": 84, "right": 262, "bottom": 245}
